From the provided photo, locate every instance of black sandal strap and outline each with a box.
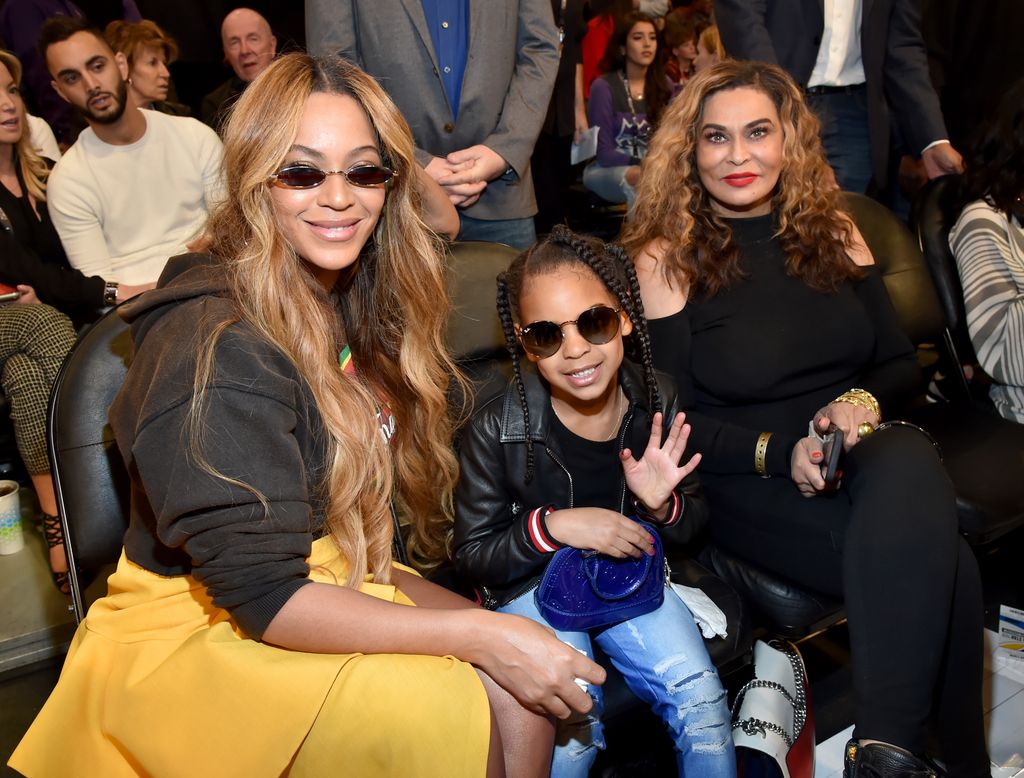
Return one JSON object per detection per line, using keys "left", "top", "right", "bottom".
{"left": 41, "top": 513, "right": 65, "bottom": 549}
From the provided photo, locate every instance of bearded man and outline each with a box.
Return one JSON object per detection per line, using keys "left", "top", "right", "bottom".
{"left": 40, "top": 15, "right": 223, "bottom": 285}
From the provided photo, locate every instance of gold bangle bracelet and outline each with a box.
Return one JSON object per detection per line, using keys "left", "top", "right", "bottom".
{"left": 833, "top": 388, "right": 881, "bottom": 421}
{"left": 754, "top": 432, "right": 772, "bottom": 478}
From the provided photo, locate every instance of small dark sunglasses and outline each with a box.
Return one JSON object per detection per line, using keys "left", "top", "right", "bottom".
{"left": 269, "top": 163, "right": 396, "bottom": 189}
{"left": 519, "top": 305, "right": 623, "bottom": 359}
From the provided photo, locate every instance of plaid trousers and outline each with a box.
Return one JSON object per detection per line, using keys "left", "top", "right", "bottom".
{"left": 0, "top": 304, "right": 77, "bottom": 474}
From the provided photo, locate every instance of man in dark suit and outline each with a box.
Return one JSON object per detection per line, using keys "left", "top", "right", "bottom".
{"left": 200, "top": 7, "right": 277, "bottom": 132}
{"left": 305, "top": 0, "right": 559, "bottom": 249}
{"left": 715, "top": 0, "right": 963, "bottom": 194}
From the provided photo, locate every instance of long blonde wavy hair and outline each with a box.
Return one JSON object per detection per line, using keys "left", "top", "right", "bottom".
{"left": 622, "top": 60, "right": 861, "bottom": 297}
{"left": 193, "top": 53, "right": 464, "bottom": 583}
{"left": 0, "top": 50, "right": 51, "bottom": 202}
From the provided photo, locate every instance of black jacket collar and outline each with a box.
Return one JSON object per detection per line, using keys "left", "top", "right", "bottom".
{"left": 499, "top": 359, "right": 652, "bottom": 444}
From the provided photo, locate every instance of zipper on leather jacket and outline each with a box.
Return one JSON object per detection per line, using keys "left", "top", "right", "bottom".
{"left": 479, "top": 586, "right": 498, "bottom": 610}
{"left": 616, "top": 407, "right": 634, "bottom": 513}
{"left": 544, "top": 445, "right": 575, "bottom": 508}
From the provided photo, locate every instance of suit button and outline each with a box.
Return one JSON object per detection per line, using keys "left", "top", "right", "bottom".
{"left": 443, "top": 122, "right": 454, "bottom": 133}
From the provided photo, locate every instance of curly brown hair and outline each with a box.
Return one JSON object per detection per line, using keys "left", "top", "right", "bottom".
{"left": 621, "top": 60, "right": 862, "bottom": 298}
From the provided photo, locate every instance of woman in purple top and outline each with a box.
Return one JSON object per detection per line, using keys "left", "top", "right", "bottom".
{"left": 583, "top": 13, "right": 670, "bottom": 207}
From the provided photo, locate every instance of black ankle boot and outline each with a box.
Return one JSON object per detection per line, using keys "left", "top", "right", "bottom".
{"left": 844, "top": 740, "right": 937, "bottom": 778}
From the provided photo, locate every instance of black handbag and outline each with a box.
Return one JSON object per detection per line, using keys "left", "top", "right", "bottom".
{"left": 534, "top": 517, "right": 667, "bottom": 631}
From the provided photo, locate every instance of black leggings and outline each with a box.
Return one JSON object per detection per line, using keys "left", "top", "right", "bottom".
{"left": 705, "top": 426, "right": 988, "bottom": 775}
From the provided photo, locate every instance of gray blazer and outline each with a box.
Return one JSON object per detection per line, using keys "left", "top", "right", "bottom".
{"left": 305, "top": 0, "right": 559, "bottom": 221}
{"left": 715, "top": 0, "right": 948, "bottom": 188}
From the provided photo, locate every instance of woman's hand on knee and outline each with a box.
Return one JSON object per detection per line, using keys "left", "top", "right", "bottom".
{"left": 790, "top": 436, "right": 825, "bottom": 497}
{"left": 467, "top": 612, "right": 605, "bottom": 719}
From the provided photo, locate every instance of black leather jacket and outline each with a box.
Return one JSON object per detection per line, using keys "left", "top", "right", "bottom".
{"left": 453, "top": 360, "right": 709, "bottom": 609}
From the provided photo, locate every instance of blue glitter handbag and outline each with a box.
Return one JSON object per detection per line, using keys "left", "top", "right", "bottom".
{"left": 535, "top": 518, "right": 667, "bottom": 631}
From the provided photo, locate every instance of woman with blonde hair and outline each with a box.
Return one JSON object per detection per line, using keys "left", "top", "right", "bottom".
{"left": 10, "top": 53, "right": 603, "bottom": 777}
{"left": 104, "top": 19, "right": 189, "bottom": 115}
{"left": 0, "top": 49, "right": 149, "bottom": 595}
{"left": 692, "top": 25, "right": 725, "bottom": 73}
{"left": 623, "top": 60, "right": 989, "bottom": 776}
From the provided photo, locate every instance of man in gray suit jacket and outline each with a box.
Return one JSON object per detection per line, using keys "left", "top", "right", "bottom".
{"left": 306, "top": 0, "right": 559, "bottom": 248}
{"left": 715, "top": 0, "right": 963, "bottom": 194}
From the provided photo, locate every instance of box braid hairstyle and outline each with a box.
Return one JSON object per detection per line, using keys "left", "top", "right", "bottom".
{"left": 496, "top": 225, "right": 662, "bottom": 482}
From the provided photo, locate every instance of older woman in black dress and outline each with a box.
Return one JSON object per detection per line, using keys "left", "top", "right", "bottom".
{"left": 623, "top": 60, "right": 988, "bottom": 777}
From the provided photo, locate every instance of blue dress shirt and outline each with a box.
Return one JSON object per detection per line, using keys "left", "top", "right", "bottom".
{"left": 420, "top": 0, "right": 469, "bottom": 119}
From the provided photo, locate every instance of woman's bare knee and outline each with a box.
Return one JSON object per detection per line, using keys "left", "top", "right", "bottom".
{"left": 477, "top": 669, "right": 554, "bottom": 778}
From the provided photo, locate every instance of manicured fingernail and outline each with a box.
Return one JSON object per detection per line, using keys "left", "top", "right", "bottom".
{"left": 811, "top": 451, "right": 822, "bottom": 460}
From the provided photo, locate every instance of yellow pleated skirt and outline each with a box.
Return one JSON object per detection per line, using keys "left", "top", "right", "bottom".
{"left": 8, "top": 538, "right": 490, "bottom": 778}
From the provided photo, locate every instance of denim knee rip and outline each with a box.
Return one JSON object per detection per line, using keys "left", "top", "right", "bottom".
{"left": 654, "top": 654, "right": 732, "bottom": 753}
{"left": 556, "top": 708, "right": 606, "bottom": 762}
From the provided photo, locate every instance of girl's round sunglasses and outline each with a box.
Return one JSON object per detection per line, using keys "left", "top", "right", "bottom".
{"left": 269, "top": 163, "right": 397, "bottom": 189}
{"left": 519, "top": 305, "right": 623, "bottom": 359}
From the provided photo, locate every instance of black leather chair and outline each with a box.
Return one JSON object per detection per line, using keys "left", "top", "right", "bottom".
{"left": 565, "top": 181, "right": 628, "bottom": 241}
{"left": 444, "top": 241, "right": 753, "bottom": 720}
{"left": 910, "top": 175, "right": 978, "bottom": 402}
{"left": 47, "top": 307, "right": 133, "bottom": 623}
{"left": 845, "top": 191, "right": 1024, "bottom": 546}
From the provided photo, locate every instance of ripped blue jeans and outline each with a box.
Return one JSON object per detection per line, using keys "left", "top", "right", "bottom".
{"left": 499, "top": 585, "right": 736, "bottom": 777}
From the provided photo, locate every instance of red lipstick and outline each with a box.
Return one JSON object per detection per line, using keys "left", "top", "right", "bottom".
{"left": 724, "top": 173, "right": 757, "bottom": 187}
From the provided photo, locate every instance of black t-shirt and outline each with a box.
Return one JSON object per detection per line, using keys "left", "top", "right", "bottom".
{"left": 548, "top": 404, "right": 623, "bottom": 511}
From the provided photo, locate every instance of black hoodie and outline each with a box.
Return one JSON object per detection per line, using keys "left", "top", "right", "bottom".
{"left": 110, "top": 253, "right": 329, "bottom": 639}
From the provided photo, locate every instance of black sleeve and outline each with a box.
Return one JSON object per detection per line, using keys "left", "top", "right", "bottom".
{"left": 0, "top": 228, "right": 104, "bottom": 310}
{"left": 453, "top": 401, "right": 564, "bottom": 589}
{"left": 128, "top": 334, "right": 317, "bottom": 640}
{"left": 853, "top": 268, "right": 922, "bottom": 416}
{"left": 647, "top": 312, "right": 801, "bottom": 477}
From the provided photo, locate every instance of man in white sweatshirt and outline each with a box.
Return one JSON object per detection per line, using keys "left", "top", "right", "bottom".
{"left": 39, "top": 16, "right": 223, "bottom": 290}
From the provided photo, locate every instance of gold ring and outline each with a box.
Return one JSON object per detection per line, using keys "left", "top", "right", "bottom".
{"left": 858, "top": 422, "right": 875, "bottom": 438}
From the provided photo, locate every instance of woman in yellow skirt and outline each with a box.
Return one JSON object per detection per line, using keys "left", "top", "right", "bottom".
{"left": 10, "top": 51, "right": 604, "bottom": 778}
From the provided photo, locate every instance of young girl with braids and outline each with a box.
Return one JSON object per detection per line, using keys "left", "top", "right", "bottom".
{"left": 454, "top": 226, "right": 736, "bottom": 777}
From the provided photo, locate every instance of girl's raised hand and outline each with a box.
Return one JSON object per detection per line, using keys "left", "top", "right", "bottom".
{"left": 545, "top": 507, "right": 656, "bottom": 558}
{"left": 620, "top": 412, "right": 701, "bottom": 518}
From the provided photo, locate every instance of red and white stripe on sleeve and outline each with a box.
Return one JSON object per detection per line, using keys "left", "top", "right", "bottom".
{"left": 526, "top": 505, "right": 562, "bottom": 553}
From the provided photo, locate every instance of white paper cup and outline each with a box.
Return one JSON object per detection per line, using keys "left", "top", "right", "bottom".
{"left": 0, "top": 479, "right": 24, "bottom": 555}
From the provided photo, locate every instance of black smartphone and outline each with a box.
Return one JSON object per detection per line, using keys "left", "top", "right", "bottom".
{"left": 822, "top": 425, "right": 844, "bottom": 487}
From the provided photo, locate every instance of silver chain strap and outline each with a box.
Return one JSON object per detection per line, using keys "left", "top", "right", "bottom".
{"left": 730, "top": 640, "right": 808, "bottom": 748}
{"left": 733, "top": 715, "right": 794, "bottom": 748}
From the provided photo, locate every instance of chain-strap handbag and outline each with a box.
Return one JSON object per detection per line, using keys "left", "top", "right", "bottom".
{"left": 535, "top": 517, "right": 667, "bottom": 632}
{"left": 732, "top": 639, "right": 816, "bottom": 778}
